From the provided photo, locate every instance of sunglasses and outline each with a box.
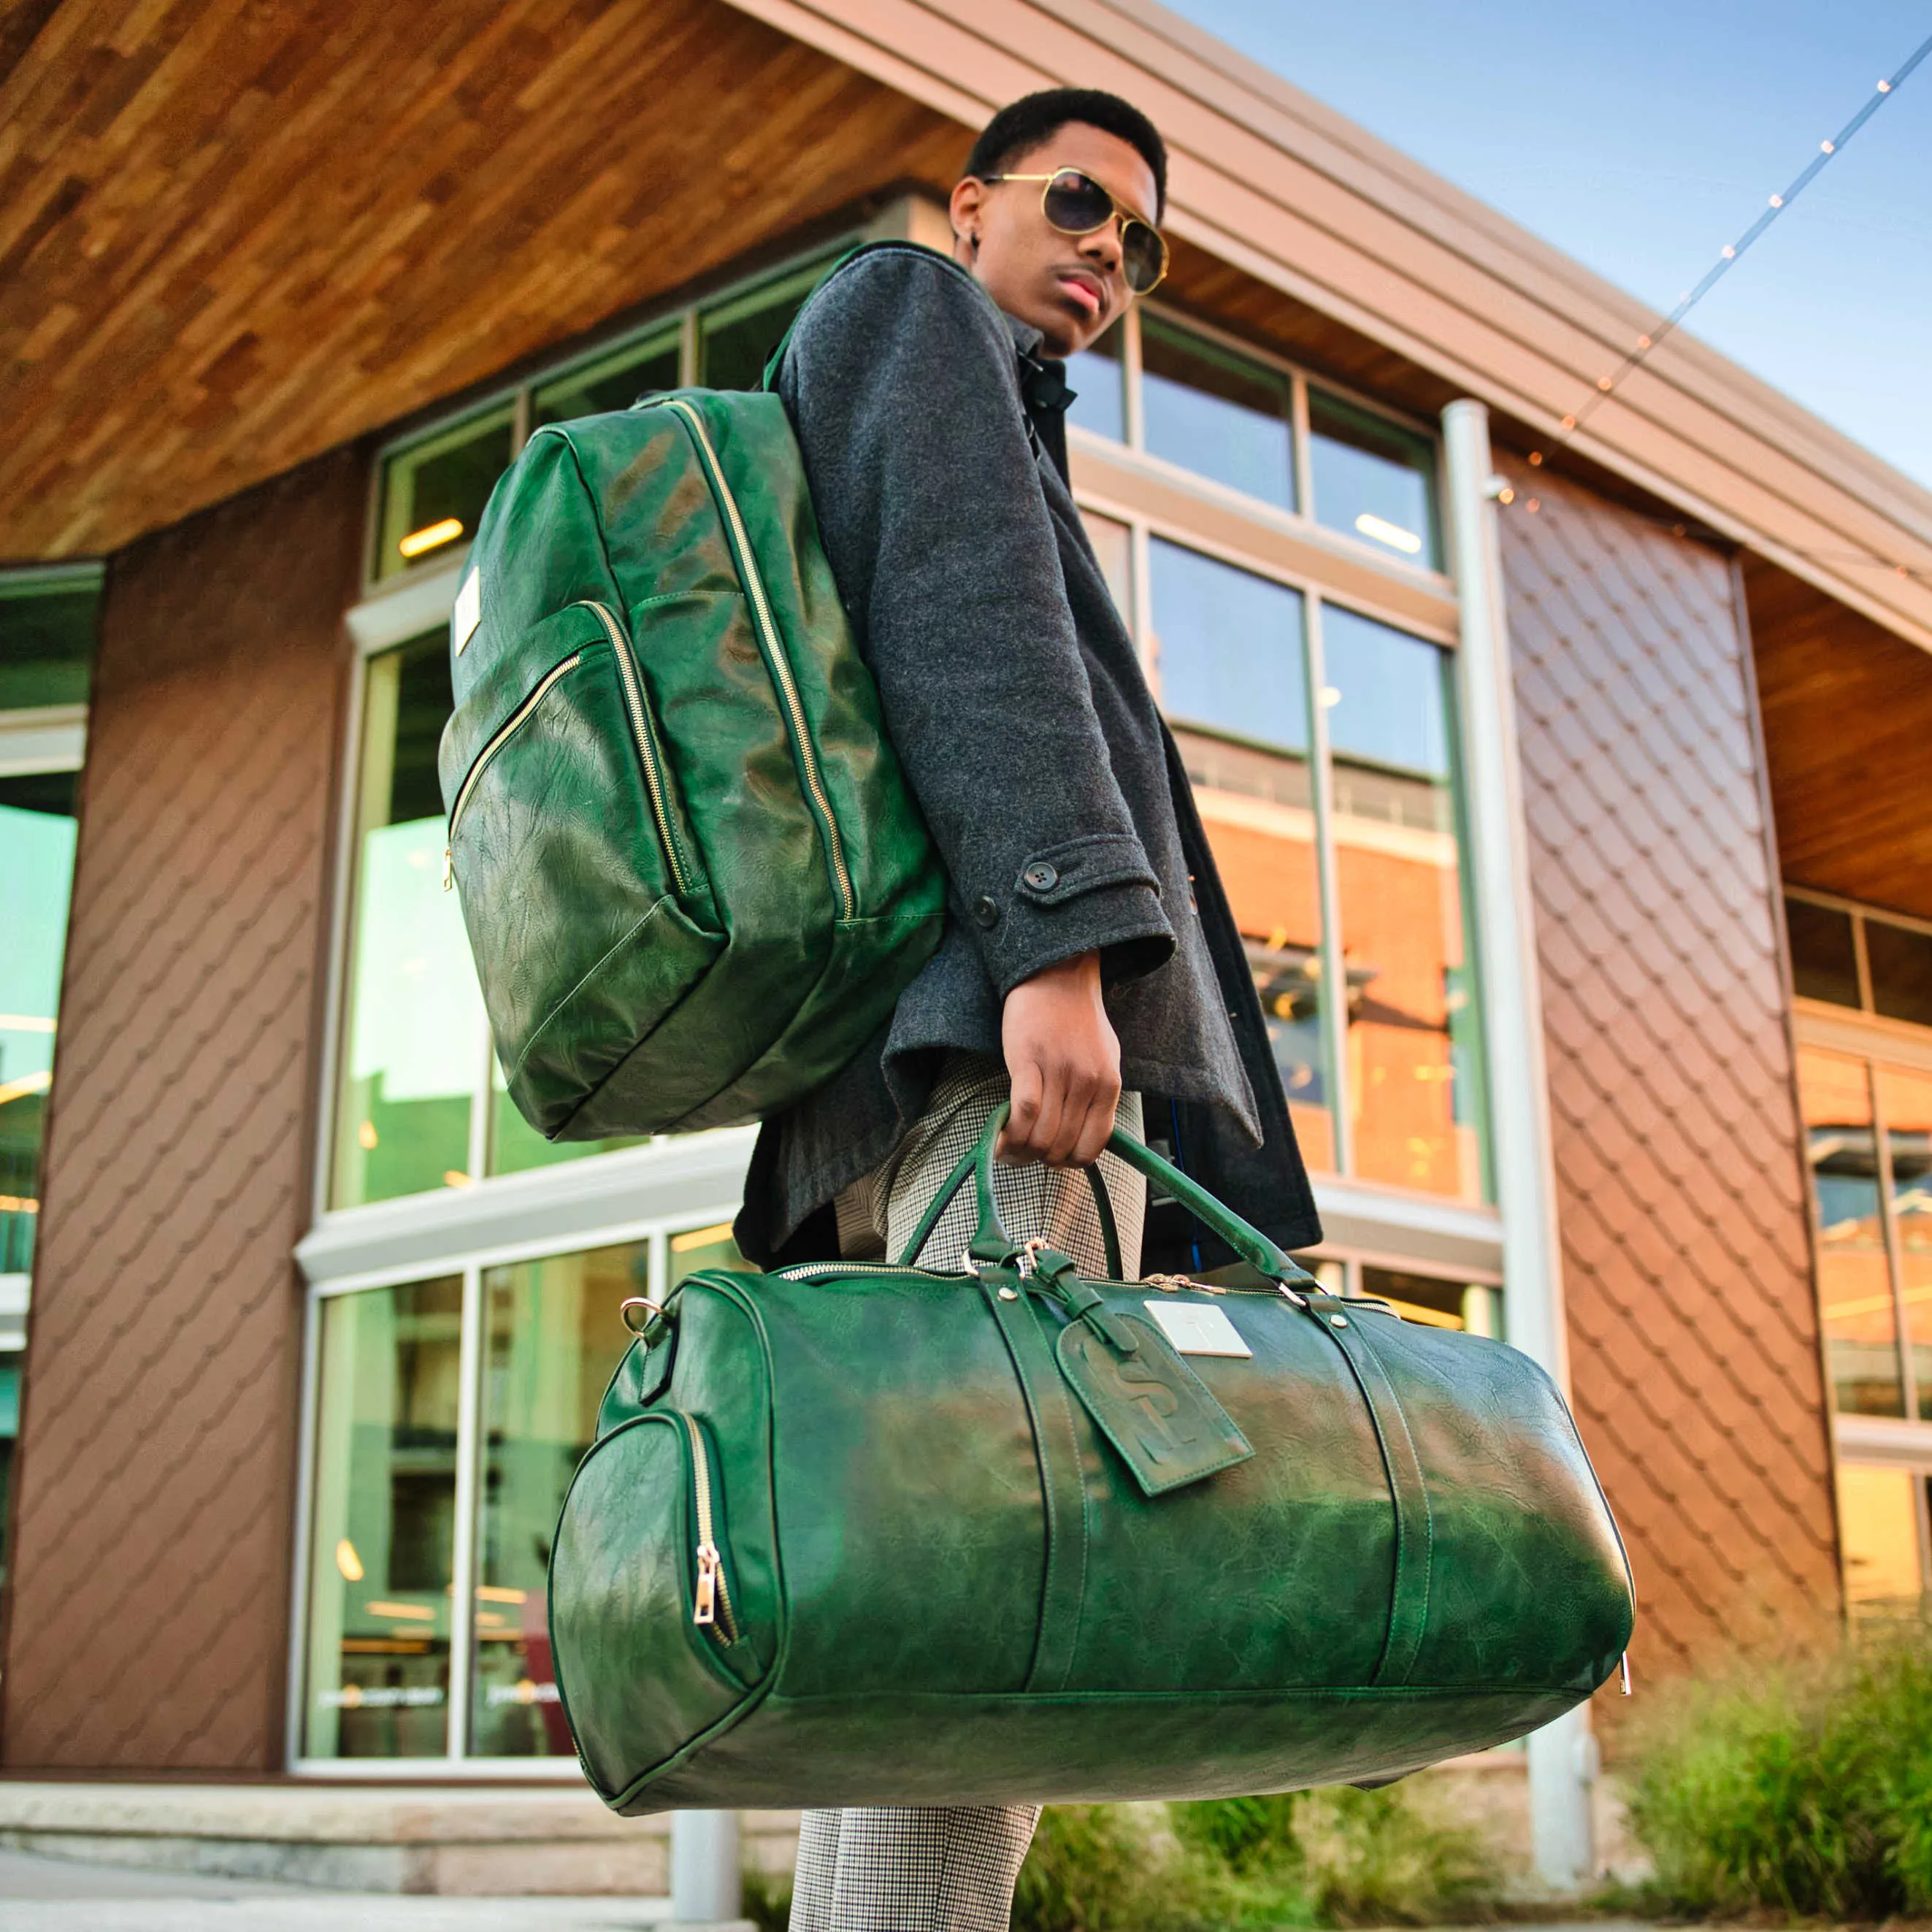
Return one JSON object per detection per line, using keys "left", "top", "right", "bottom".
{"left": 980, "top": 168, "right": 1169, "bottom": 296}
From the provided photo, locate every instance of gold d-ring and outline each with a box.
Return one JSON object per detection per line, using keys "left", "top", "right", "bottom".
{"left": 620, "top": 1296, "right": 665, "bottom": 1335}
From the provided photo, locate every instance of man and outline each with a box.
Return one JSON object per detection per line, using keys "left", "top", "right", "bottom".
{"left": 738, "top": 87, "right": 1321, "bottom": 1932}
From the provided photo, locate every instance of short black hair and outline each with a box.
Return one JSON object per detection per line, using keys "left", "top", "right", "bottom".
{"left": 964, "top": 88, "right": 1168, "bottom": 221}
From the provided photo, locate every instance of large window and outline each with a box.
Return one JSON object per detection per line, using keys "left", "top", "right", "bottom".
{"left": 1, "top": 565, "right": 100, "bottom": 1590}
{"left": 1066, "top": 306, "right": 1442, "bottom": 572}
{"left": 1788, "top": 889, "right": 1932, "bottom": 1030}
{"left": 1130, "top": 537, "right": 1484, "bottom": 1201}
{"left": 299, "top": 1221, "right": 748, "bottom": 1766}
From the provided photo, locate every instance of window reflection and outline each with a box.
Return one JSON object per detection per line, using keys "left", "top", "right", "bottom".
{"left": 1836, "top": 1463, "right": 1925, "bottom": 1626}
{"left": 488, "top": 1057, "right": 645, "bottom": 1177}
{"left": 1868, "top": 921, "right": 1932, "bottom": 1030}
{"left": 1879, "top": 1066, "right": 1932, "bottom": 1417}
{"left": 1078, "top": 510, "right": 1134, "bottom": 629}
{"left": 0, "top": 772, "right": 77, "bottom": 1278}
{"left": 1798, "top": 1049, "right": 1903, "bottom": 1417}
{"left": 534, "top": 334, "right": 681, "bottom": 426}
{"left": 1786, "top": 896, "right": 1860, "bottom": 1008}
{"left": 374, "top": 409, "right": 515, "bottom": 581}
{"left": 1308, "top": 389, "right": 1438, "bottom": 569}
{"left": 0, "top": 570, "right": 98, "bottom": 709}
{"left": 1065, "top": 323, "right": 1124, "bottom": 442}
{"left": 1148, "top": 540, "right": 1330, "bottom": 1166}
{"left": 333, "top": 635, "right": 482, "bottom": 1209}
{"left": 1324, "top": 605, "right": 1483, "bottom": 1201}
{"left": 470, "top": 1245, "right": 640, "bottom": 1756}
{"left": 1361, "top": 1265, "right": 1496, "bottom": 1335}
{"left": 1141, "top": 315, "right": 1295, "bottom": 510}
{"left": 669, "top": 1219, "right": 754, "bottom": 1287}
{"left": 304, "top": 1277, "right": 462, "bottom": 1759}
{"left": 699, "top": 261, "right": 832, "bottom": 393}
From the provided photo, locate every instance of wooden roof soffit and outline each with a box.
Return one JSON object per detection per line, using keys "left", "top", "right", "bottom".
{"left": 729, "top": 0, "right": 1932, "bottom": 653}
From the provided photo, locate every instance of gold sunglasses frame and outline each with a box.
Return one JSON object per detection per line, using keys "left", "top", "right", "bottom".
{"left": 978, "top": 169, "right": 1170, "bottom": 295}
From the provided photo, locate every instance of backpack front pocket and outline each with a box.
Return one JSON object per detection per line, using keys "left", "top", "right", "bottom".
{"left": 443, "top": 610, "right": 723, "bottom": 1134}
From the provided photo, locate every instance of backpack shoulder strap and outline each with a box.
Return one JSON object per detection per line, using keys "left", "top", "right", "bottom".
{"left": 759, "top": 241, "right": 982, "bottom": 392}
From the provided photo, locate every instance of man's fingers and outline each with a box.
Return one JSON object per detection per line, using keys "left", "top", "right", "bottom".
{"left": 999, "top": 1058, "right": 1045, "bottom": 1163}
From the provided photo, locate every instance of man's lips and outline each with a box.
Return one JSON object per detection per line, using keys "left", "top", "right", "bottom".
{"left": 1057, "top": 272, "right": 1104, "bottom": 319}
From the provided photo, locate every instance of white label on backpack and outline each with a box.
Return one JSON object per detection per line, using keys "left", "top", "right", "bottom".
{"left": 453, "top": 568, "right": 482, "bottom": 655}
{"left": 1143, "top": 1300, "right": 1251, "bottom": 1358}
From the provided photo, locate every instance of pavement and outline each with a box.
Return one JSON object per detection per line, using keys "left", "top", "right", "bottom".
{"left": 0, "top": 1848, "right": 692, "bottom": 1930}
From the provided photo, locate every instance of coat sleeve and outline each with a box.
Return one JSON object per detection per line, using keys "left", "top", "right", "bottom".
{"left": 779, "top": 248, "right": 1175, "bottom": 998}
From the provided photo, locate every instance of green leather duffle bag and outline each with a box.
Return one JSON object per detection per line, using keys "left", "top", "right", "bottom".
{"left": 437, "top": 387, "right": 946, "bottom": 1140}
{"left": 549, "top": 1108, "right": 1635, "bottom": 1814}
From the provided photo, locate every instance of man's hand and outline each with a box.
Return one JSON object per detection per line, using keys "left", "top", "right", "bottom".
{"left": 999, "top": 950, "right": 1122, "bottom": 1168}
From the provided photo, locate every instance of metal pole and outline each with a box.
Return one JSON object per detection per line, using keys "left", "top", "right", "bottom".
{"left": 671, "top": 1809, "right": 743, "bottom": 1925}
{"left": 1440, "top": 399, "right": 1595, "bottom": 1889}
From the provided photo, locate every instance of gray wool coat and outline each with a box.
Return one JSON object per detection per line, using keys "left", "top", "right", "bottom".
{"left": 735, "top": 243, "right": 1321, "bottom": 1270}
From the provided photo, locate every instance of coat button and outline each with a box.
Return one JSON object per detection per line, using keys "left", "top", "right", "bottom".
{"left": 1022, "top": 862, "right": 1058, "bottom": 892}
{"left": 974, "top": 896, "right": 1001, "bottom": 928}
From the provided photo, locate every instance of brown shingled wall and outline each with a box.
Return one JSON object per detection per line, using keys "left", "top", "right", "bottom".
{"left": 3, "top": 448, "right": 359, "bottom": 1770}
{"left": 1498, "top": 460, "right": 1841, "bottom": 1680}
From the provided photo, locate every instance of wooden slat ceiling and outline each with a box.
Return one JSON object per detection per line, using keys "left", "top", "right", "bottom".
{"left": 0, "top": 0, "right": 967, "bottom": 557}
{"left": 1746, "top": 555, "right": 1932, "bottom": 924}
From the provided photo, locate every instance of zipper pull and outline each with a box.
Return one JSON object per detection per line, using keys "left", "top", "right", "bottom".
{"left": 441, "top": 846, "right": 454, "bottom": 892}
{"left": 694, "top": 1543, "right": 721, "bottom": 1627}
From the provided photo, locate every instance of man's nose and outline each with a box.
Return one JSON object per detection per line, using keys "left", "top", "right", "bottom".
{"left": 1081, "top": 223, "right": 1124, "bottom": 278}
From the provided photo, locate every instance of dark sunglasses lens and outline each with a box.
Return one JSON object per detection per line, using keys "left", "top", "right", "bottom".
{"left": 1041, "top": 172, "right": 1113, "bottom": 234}
{"left": 1122, "top": 221, "right": 1165, "bottom": 292}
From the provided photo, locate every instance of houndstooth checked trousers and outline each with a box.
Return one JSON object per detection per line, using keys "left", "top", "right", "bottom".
{"left": 790, "top": 1054, "right": 1146, "bottom": 1932}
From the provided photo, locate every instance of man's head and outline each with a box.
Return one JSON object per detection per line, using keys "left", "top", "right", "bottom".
{"left": 951, "top": 88, "right": 1168, "bottom": 359}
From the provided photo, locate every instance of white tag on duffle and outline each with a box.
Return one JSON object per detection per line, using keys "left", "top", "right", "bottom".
{"left": 1143, "top": 1299, "right": 1251, "bottom": 1358}
{"left": 453, "top": 568, "right": 482, "bottom": 654}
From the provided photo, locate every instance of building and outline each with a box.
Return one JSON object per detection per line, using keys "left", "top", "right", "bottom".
{"left": 3, "top": 0, "right": 1931, "bottom": 1891}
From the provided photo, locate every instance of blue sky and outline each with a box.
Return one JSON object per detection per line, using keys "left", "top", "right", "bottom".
{"left": 1162, "top": 2, "right": 1932, "bottom": 491}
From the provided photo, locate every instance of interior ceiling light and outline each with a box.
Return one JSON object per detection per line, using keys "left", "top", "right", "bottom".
{"left": 335, "top": 1538, "right": 364, "bottom": 1582}
{"left": 671, "top": 1221, "right": 737, "bottom": 1252}
{"left": 1353, "top": 512, "right": 1423, "bottom": 555}
{"left": 365, "top": 1599, "right": 435, "bottom": 1620}
{"left": 399, "top": 518, "right": 464, "bottom": 559}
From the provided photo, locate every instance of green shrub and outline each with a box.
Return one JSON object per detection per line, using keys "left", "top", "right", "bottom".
{"left": 1626, "top": 1629, "right": 1932, "bottom": 1919}
{"left": 741, "top": 1860, "right": 793, "bottom": 1932}
{"left": 1289, "top": 1787, "right": 1496, "bottom": 1926}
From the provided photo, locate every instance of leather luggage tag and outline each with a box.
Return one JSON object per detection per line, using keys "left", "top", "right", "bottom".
{"left": 1055, "top": 1311, "right": 1254, "bottom": 1498}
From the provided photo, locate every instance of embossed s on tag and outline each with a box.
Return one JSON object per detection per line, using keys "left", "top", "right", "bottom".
{"left": 1143, "top": 1299, "right": 1252, "bottom": 1358}
{"left": 1056, "top": 1314, "right": 1253, "bottom": 1498}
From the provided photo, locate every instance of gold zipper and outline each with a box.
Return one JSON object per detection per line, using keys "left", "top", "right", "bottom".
{"left": 444, "top": 652, "right": 583, "bottom": 890}
{"left": 661, "top": 397, "right": 855, "bottom": 920}
{"left": 583, "top": 600, "right": 692, "bottom": 898}
{"left": 681, "top": 1414, "right": 740, "bottom": 1643}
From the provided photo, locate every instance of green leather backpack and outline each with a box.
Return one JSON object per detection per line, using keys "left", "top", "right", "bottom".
{"left": 437, "top": 378, "right": 946, "bottom": 1139}
{"left": 549, "top": 1108, "right": 1635, "bottom": 1813}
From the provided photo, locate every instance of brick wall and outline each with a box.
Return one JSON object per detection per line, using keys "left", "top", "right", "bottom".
{"left": 1498, "top": 461, "right": 1841, "bottom": 1679}
{"left": 3, "top": 448, "right": 360, "bottom": 1770}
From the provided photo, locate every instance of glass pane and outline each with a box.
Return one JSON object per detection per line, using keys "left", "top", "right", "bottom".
{"left": 1867, "top": 919, "right": 1932, "bottom": 1030}
{"left": 534, "top": 334, "right": 681, "bottom": 427}
{"left": 1836, "top": 1463, "right": 1923, "bottom": 1625}
{"left": 1308, "top": 388, "right": 1439, "bottom": 569}
{"left": 1324, "top": 605, "right": 1484, "bottom": 1202}
{"left": 699, "top": 261, "right": 830, "bottom": 394}
{"left": 0, "top": 571, "right": 100, "bottom": 710}
{"left": 1785, "top": 896, "right": 1860, "bottom": 1008}
{"left": 1065, "top": 323, "right": 1124, "bottom": 442}
{"left": 331, "top": 635, "right": 484, "bottom": 1209}
{"left": 471, "top": 1243, "right": 640, "bottom": 1757}
{"left": 487, "top": 1060, "right": 646, "bottom": 1177}
{"left": 1797, "top": 1049, "right": 1902, "bottom": 1416}
{"left": 303, "top": 1276, "right": 462, "bottom": 1760}
{"left": 1141, "top": 315, "right": 1294, "bottom": 510}
{"left": 373, "top": 407, "right": 515, "bottom": 581}
{"left": 0, "top": 770, "right": 77, "bottom": 1276}
{"left": 1879, "top": 1065, "right": 1932, "bottom": 1419}
{"left": 1078, "top": 509, "right": 1133, "bottom": 628}
{"left": 1147, "top": 540, "right": 1331, "bottom": 1168}
{"left": 668, "top": 1219, "right": 754, "bottom": 1288}
{"left": 0, "top": 1362, "right": 17, "bottom": 1590}
{"left": 1360, "top": 1265, "right": 1479, "bottom": 1331}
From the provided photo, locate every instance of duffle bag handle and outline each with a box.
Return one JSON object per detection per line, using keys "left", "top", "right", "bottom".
{"left": 893, "top": 1103, "right": 1317, "bottom": 1295}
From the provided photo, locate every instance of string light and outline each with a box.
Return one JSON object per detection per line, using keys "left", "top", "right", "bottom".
{"left": 1511, "top": 28, "right": 1932, "bottom": 591}
{"left": 1542, "top": 29, "right": 1931, "bottom": 454}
